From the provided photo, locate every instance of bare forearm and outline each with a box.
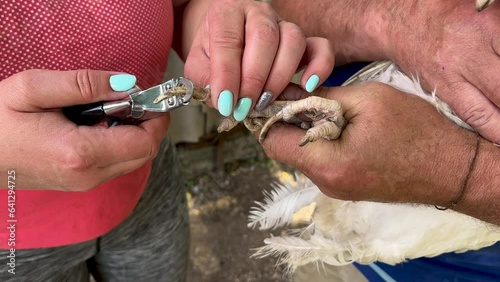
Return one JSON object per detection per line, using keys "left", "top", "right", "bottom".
{"left": 422, "top": 127, "right": 500, "bottom": 225}
{"left": 453, "top": 138, "right": 500, "bottom": 225}
{"left": 271, "top": 0, "right": 393, "bottom": 65}
{"left": 404, "top": 125, "right": 500, "bottom": 225}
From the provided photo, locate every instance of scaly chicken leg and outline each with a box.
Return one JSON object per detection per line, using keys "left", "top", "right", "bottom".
{"left": 156, "top": 85, "right": 346, "bottom": 146}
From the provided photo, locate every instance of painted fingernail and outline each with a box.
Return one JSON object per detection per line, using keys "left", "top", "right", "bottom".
{"left": 305, "top": 74, "right": 320, "bottom": 93}
{"left": 218, "top": 90, "right": 233, "bottom": 116}
{"left": 233, "top": 97, "right": 252, "bottom": 121}
{"left": 255, "top": 91, "right": 273, "bottom": 111}
{"left": 109, "top": 74, "right": 137, "bottom": 91}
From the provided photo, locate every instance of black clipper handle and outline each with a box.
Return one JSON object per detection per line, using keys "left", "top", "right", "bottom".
{"left": 63, "top": 102, "right": 118, "bottom": 126}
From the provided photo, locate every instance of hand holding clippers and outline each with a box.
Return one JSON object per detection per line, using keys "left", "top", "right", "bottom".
{"left": 63, "top": 77, "right": 194, "bottom": 126}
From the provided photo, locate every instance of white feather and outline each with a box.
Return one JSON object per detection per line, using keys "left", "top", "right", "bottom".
{"left": 253, "top": 234, "right": 362, "bottom": 272}
{"left": 250, "top": 61, "right": 500, "bottom": 270}
{"left": 248, "top": 175, "right": 321, "bottom": 230}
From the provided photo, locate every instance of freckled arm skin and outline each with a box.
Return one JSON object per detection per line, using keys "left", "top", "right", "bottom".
{"left": 270, "top": 0, "right": 392, "bottom": 65}
{"left": 455, "top": 139, "right": 500, "bottom": 225}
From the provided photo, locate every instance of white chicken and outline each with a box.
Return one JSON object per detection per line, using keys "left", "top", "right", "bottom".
{"left": 246, "top": 61, "right": 500, "bottom": 272}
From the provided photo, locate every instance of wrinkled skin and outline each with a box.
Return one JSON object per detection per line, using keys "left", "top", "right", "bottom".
{"left": 386, "top": 0, "right": 500, "bottom": 144}
{"left": 271, "top": 0, "right": 500, "bottom": 143}
{"left": 259, "top": 82, "right": 500, "bottom": 225}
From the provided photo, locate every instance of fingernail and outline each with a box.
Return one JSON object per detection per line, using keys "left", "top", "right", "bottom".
{"left": 233, "top": 97, "right": 252, "bottom": 121}
{"left": 217, "top": 90, "right": 233, "bottom": 116}
{"left": 205, "top": 84, "right": 210, "bottom": 89}
{"left": 255, "top": 91, "right": 273, "bottom": 111}
{"left": 110, "top": 74, "right": 137, "bottom": 91}
{"left": 305, "top": 74, "right": 320, "bottom": 93}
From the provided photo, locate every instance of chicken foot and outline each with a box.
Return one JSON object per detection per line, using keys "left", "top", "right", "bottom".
{"left": 257, "top": 96, "right": 345, "bottom": 146}
{"left": 155, "top": 86, "right": 345, "bottom": 146}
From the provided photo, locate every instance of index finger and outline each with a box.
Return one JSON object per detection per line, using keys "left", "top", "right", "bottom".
{"left": 207, "top": 4, "right": 245, "bottom": 116}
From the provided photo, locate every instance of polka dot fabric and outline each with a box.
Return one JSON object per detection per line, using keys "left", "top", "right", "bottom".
{"left": 0, "top": 0, "right": 173, "bottom": 89}
{"left": 0, "top": 0, "right": 174, "bottom": 249}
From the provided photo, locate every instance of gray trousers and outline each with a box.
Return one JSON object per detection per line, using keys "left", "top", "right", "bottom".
{"left": 0, "top": 138, "right": 189, "bottom": 282}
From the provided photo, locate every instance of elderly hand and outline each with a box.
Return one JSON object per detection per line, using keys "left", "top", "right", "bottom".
{"left": 259, "top": 83, "right": 480, "bottom": 206}
{"left": 270, "top": 0, "right": 500, "bottom": 143}
{"left": 383, "top": 0, "right": 500, "bottom": 144}
{"left": 0, "top": 70, "right": 169, "bottom": 191}
{"left": 183, "top": 0, "right": 334, "bottom": 120}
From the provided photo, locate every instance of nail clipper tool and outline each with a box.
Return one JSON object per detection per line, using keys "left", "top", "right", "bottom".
{"left": 63, "top": 77, "right": 194, "bottom": 126}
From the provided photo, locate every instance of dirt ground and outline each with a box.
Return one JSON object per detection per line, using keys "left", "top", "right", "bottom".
{"left": 176, "top": 128, "right": 293, "bottom": 282}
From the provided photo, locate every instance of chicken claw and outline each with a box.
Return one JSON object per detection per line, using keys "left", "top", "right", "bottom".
{"left": 258, "top": 96, "right": 345, "bottom": 146}
{"left": 157, "top": 85, "right": 346, "bottom": 147}
{"left": 217, "top": 101, "right": 292, "bottom": 133}
{"left": 298, "top": 121, "right": 343, "bottom": 146}
{"left": 217, "top": 116, "right": 240, "bottom": 132}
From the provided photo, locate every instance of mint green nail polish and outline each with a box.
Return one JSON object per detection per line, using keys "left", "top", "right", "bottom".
{"left": 233, "top": 97, "right": 252, "bottom": 121}
{"left": 109, "top": 74, "right": 137, "bottom": 91}
{"left": 305, "top": 74, "right": 320, "bottom": 93}
{"left": 218, "top": 90, "right": 233, "bottom": 117}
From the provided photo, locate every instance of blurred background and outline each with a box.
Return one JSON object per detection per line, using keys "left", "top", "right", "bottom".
{"left": 165, "top": 51, "right": 293, "bottom": 282}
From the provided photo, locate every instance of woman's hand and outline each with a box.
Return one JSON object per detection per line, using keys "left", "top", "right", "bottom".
{"left": 260, "top": 82, "right": 479, "bottom": 206}
{"left": 182, "top": 0, "right": 334, "bottom": 120}
{"left": 0, "top": 70, "right": 169, "bottom": 191}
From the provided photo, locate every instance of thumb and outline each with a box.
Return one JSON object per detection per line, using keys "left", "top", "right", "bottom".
{"left": 10, "top": 69, "right": 136, "bottom": 110}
